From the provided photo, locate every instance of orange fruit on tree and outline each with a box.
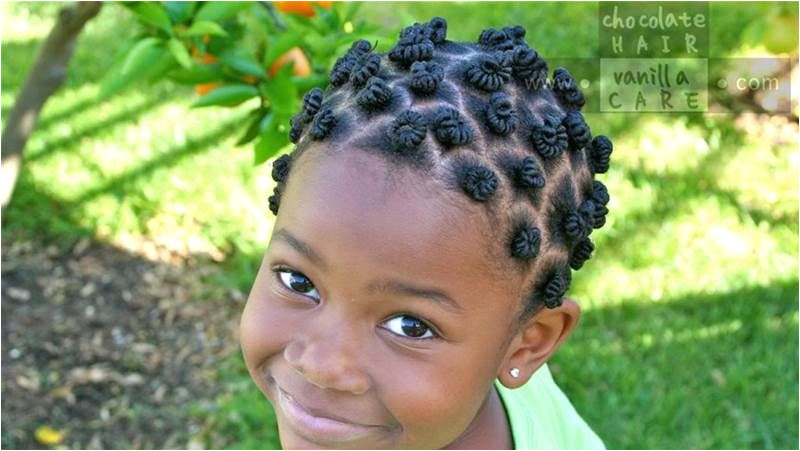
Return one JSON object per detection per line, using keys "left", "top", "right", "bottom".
{"left": 195, "top": 82, "right": 221, "bottom": 96}
{"left": 273, "top": 1, "right": 333, "bottom": 17}
{"left": 268, "top": 47, "right": 311, "bottom": 77}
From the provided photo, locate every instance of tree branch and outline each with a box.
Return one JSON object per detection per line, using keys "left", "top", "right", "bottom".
{"left": 1, "top": 1, "right": 102, "bottom": 208}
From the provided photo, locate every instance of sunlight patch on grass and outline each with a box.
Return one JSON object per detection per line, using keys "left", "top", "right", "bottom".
{"left": 572, "top": 196, "right": 798, "bottom": 307}
{"left": 611, "top": 116, "right": 711, "bottom": 175}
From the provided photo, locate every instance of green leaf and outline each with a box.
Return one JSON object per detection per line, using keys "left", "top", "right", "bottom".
{"left": 291, "top": 74, "right": 326, "bottom": 93}
{"left": 99, "top": 41, "right": 170, "bottom": 99}
{"left": 254, "top": 113, "right": 290, "bottom": 166}
{"left": 261, "top": 64, "right": 297, "bottom": 114}
{"left": 125, "top": 2, "right": 173, "bottom": 34}
{"left": 218, "top": 50, "right": 265, "bottom": 78}
{"left": 184, "top": 20, "right": 228, "bottom": 37}
{"left": 121, "top": 37, "right": 161, "bottom": 74}
{"left": 164, "top": 1, "right": 197, "bottom": 24}
{"left": 145, "top": 50, "right": 180, "bottom": 82}
{"left": 194, "top": 1, "right": 252, "bottom": 22}
{"left": 192, "top": 84, "right": 259, "bottom": 107}
{"left": 168, "top": 63, "right": 224, "bottom": 84}
{"left": 237, "top": 108, "right": 270, "bottom": 146}
{"left": 168, "top": 38, "right": 193, "bottom": 69}
{"left": 263, "top": 32, "right": 303, "bottom": 68}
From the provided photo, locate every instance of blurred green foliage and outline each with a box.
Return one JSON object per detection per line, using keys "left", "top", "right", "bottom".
{"left": 1, "top": 1, "right": 797, "bottom": 449}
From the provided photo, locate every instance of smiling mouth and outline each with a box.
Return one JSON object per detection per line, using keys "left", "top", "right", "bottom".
{"left": 275, "top": 385, "right": 382, "bottom": 445}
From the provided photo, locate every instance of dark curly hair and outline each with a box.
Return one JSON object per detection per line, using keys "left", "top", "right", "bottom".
{"left": 267, "top": 18, "right": 613, "bottom": 326}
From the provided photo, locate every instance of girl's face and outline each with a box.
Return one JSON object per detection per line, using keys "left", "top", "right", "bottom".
{"left": 240, "top": 149, "right": 524, "bottom": 449}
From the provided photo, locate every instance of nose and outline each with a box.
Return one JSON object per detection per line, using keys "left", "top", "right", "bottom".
{"left": 283, "top": 313, "right": 372, "bottom": 395}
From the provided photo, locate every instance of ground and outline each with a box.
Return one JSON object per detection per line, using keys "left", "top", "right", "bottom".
{"left": 1, "top": 232, "right": 244, "bottom": 449}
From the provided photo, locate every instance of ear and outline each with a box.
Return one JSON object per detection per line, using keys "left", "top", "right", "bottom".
{"left": 497, "top": 297, "right": 581, "bottom": 388}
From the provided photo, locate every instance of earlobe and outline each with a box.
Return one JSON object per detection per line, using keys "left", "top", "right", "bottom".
{"left": 497, "top": 297, "right": 581, "bottom": 388}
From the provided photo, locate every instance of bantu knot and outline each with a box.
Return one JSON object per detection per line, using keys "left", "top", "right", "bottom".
{"left": 510, "top": 46, "right": 547, "bottom": 86}
{"left": 478, "top": 25, "right": 526, "bottom": 51}
{"left": 459, "top": 164, "right": 499, "bottom": 202}
{"left": 431, "top": 106, "right": 472, "bottom": 146}
{"left": 387, "top": 110, "right": 427, "bottom": 152}
{"left": 532, "top": 113, "right": 568, "bottom": 158}
{"left": 350, "top": 53, "right": 381, "bottom": 87}
{"left": 428, "top": 17, "right": 448, "bottom": 43}
{"left": 552, "top": 67, "right": 585, "bottom": 110}
{"left": 309, "top": 106, "right": 336, "bottom": 140}
{"left": 301, "top": 87, "right": 324, "bottom": 118}
{"left": 564, "top": 200, "right": 595, "bottom": 241}
{"left": 409, "top": 61, "right": 444, "bottom": 94}
{"left": 466, "top": 51, "right": 512, "bottom": 91}
{"left": 271, "top": 154, "right": 292, "bottom": 183}
{"left": 591, "top": 180, "right": 610, "bottom": 228}
{"left": 515, "top": 156, "right": 545, "bottom": 189}
{"left": 485, "top": 91, "right": 518, "bottom": 135}
{"left": 543, "top": 271, "right": 569, "bottom": 309}
{"left": 389, "top": 18, "right": 446, "bottom": 65}
{"left": 329, "top": 56, "right": 354, "bottom": 86}
{"left": 569, "top": 237, "right": 594, "bottom": 270}
{"left": 329, "top": 39, "right": 373, "bottom": 86}
{"left": 563, "top": 111, "right": 592, "bottom": 149}
{"left": 510, "top": 224, "right": 541, "bottom": 260}
{"left": 268, "top": 185, "right": 282, "bottom": 215}
{"left": 356, "top": 76, "right": 393, "bottom": 110}
{"left": 289, "top": 112, "right": 306, "bottom": 143}
{"left": 588, "top": 135, "right": 613, "bottom": 174}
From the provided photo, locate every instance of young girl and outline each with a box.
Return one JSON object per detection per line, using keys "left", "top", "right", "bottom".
{"left": 240, "top": 17, "right": 612, "bottom": 450}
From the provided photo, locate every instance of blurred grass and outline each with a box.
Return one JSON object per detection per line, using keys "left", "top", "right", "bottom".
{"left": 2, "top": 1, "right": 798, "bottom": 450}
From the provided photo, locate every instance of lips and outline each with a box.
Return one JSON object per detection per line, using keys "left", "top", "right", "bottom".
{"left": 279, "top": 385, "right": 372, "bottom": 426}
{"left": 275, "top": 384, "right": 385, "bottom": 444}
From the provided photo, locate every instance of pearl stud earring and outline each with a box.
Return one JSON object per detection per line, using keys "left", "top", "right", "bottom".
{"left": 509, "top": 368, "right": 520, "bottom": 378}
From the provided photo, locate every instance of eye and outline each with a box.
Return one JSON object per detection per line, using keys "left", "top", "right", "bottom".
{"left": 381, "top": 315, "right": 438, "bottom": 340}
{"left": 275, "top": 268, "right": 320, "bottom": 302}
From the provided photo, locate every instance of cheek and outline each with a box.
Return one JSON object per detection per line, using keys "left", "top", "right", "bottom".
{"left": 239, "top": 265, "right": 294, "bottom": 387}
{"left": 376, "top": 347, "right": 495, "bottom": 448}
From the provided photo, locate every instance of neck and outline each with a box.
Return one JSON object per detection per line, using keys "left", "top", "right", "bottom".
{"left": 441, "top": 384, "right": 514, "bottom": 450}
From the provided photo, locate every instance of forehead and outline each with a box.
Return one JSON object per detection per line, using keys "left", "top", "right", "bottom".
{"left": 274, "top": 148, "right": 518, "bottom": 311}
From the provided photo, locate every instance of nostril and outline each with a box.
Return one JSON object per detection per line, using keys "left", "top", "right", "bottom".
{"left": 283, "top": 339, "right": 372, "bottom": 395}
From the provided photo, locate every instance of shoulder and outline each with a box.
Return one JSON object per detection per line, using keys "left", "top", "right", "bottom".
{"left": 494, "top": 363, "right": 606, "bottom": 450}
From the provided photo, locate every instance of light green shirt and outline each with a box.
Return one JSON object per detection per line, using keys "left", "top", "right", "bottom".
{"left": 494, "top": 363, "right": 605, "bottom": 450}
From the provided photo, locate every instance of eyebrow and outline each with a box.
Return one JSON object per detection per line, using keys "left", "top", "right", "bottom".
{"left": 271, "top": 228, "right": 329, "bottom": 271}
{"left": 270, "top": 228, "right": 464, "bottom": 314}
{"left": 366, "top": 279, "right": 464, "bottom": 314}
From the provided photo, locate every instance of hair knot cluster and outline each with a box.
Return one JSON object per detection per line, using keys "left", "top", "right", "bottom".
{"left": 329, "top": 39, "right": 374, "bottom": 86}
{"left": 466, "top": 51, "right": 512, "bottom": 91}
{"left": 350, "top": 53, "right": 381, "bottom": 87}
{"left": 590, "top": 180, "right": 610, "bottom": 228}
{"left": 515, "top": 155, "right": 545, "bottom": 189}
{"left": 431, "top": 106, "right": 473, "bottom": 146}
{"left": 532, "top": 113, "right": 568, "bottom": 158}
{"left": 459, "top": 164, "right": 499, "bottom": 201}
{"left": 510, "top": 46, "right": 547, "bottom": 85}
{"left": 309, "top": 106, "right": 336, "bottom": 140}
{"left": 563, "top": 111, "right": 592, "bottom": 149}
{"left": 389, "top": 17, "right": 447, "bottom": 66}
{"left": 569, "top": 237, "right": 594, "bottom": 270}
{"left": 510, "top": 224, "right": 541, "bottom": 260}
{"left": 409, "top": 61, "right": 445, "bottom": 94}
{"left": 543, "top": 271, "right": 569, "bottom": 308}
{"left": 588, "top": 135, "right": 613, "bottom": 174}
{"left": 552, "top": 67, "right": 585, "bottom": 110}
{"left": 356, "top": 76, "right": 393, "bottom": 110}
{"left": 485, "top": 92, "right": 518, "bottom": 135}
{"left": 271, "top": 154, "right": 292, "bottom": 183}
{"left": 477, "top": 25, "right": 526, "bottom": 51}
{"left": 387, "top": 110, "right": 427, "bottom": 152}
